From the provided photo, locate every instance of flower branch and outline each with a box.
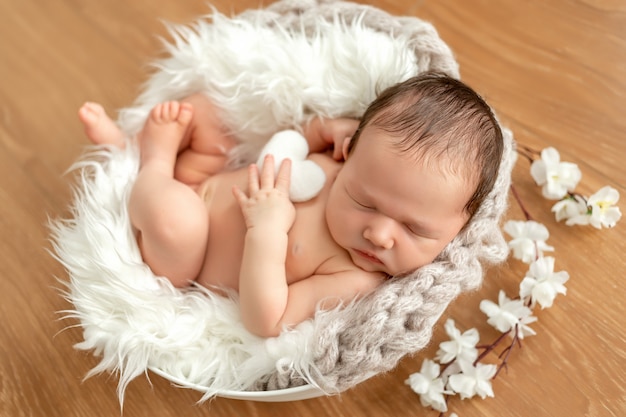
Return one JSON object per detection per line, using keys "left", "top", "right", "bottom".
{"left": 474, "top": 330, "right": 510, "bottom": 365}
{"left": 406, "top": 145, "right": 621, "bottom": 416}
{"left": 510, "top": 184, "right": 533, "bottom": 221}
{"left": 492, "top": 324, "right": 522, "bottom": 378}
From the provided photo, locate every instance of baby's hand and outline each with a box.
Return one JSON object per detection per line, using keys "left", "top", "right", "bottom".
{"left": 233, "top": 155, "right": 296, "bottom": 233}
{"left": 322, "top": 118, "right": 360, "bottom": 161}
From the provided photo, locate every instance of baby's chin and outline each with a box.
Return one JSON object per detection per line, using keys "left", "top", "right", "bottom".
{"left": 389, "top": 261, "right": 432, "bottom": 278}
{"left": 345, "top": 248, "right": 432, "bottom": 278}
{"left": 392, "top": 268, "right": 419, "bottom": 278}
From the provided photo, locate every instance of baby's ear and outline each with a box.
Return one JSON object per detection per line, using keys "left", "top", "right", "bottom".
{"left": 341, "top": 136, "right": 353, "bottom": 160}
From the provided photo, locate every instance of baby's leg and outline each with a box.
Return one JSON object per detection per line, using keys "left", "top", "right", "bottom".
{"left": 79, "top": 95, "right": 236, "bottom": 186}
{"left": 129, "top": 101, "right": 208, "bottom": 287}
{"left": 78, "top": 102, "right": 126, "bottom": 147}
{"left": 174, "top": 93, "right": 237, "bottom": 186}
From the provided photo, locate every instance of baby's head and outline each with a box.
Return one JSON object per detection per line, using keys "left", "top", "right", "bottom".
{"left": 326, "top": 72, "right": 503, "bottom": 276}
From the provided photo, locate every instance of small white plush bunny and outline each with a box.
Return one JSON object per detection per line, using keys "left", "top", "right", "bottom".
{"left": 256, "top": 130, "right": 326, "bottom": 202}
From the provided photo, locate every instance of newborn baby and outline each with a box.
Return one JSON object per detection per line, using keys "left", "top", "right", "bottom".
{"left": 79, "top": 72, "right": 503, "bottom": 337}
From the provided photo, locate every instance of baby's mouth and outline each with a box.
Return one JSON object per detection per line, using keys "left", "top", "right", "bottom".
{"left": 354, "top": 249, "right": 383, "bottom": 265}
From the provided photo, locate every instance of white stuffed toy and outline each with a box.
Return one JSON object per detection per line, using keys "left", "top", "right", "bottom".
{"left": 256, "top": 130, "right": 326, "bottom": 202}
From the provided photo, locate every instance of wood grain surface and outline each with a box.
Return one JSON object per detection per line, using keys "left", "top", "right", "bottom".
{"left": 1, "top": 0, "right": 624, "bottom": 416}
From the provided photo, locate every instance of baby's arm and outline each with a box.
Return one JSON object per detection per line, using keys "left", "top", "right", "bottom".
{"left": 233, "top": 155, "right": 296, "bottom": 336}
{"left": 266, "top": 269, "right": 384, "bottom": 335}
{"left": 302, "top": 117, "right": 360, "bottom": 160}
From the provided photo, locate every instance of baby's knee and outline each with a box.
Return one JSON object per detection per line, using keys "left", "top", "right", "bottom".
{"left": 153, "top": 206, "right": 207, "bottom": 246}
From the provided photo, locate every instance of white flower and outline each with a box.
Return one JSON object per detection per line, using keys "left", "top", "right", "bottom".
{"left": 587, "top": 186, "right": 622, "bottom": 229}
{"left": 447, "top": 359, "right": 497, "bottom": 400}
{"left": 503, "top": 220, "right": 554, "bottom": 263}
{"left": 439, "top": 359, "right": 463, "bottom": 385}
{"left": 519, "top": 257, "right": 569, "bottom": 309}
{"left": 406, "top": 360, "right": 440, "bottom": 395}
{"left": 435, "top": 319, "right": 479, "bottom": 364}
{"left": 479, "top": 290, "right": 537, "bottom": 338}
{"left": 405, "top": 359, "right": 450, "bottom": 412}
{"left": 564, "top": 211, "right": 591, "bottom": 227}
{"left": 552, "top": 194, "right": 588, "bottom": 223}
{"left": 530, "top": 147, "right": 581, "bottom": 199}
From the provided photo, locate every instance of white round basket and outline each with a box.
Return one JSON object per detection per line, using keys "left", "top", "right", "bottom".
{"left": 52, "top": 0, "right": 514, "bottom": 404}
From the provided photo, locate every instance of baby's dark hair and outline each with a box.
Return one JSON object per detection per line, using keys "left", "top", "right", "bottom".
{"left": 348, "top": 72, "right": 504, "bottom": 223}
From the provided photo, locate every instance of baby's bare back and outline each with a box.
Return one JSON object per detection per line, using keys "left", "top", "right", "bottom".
{"left": 195, "top": 153, "right": 355, "bottom": 291}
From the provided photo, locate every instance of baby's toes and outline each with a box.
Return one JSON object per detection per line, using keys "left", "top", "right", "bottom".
{"left": 163, "top": 101, "right": 181, "bottom": 121}
{"left": 177, "top": 103, "right": 193, "bottom": 126}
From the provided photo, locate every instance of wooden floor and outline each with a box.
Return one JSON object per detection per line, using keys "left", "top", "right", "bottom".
{"left": 1, "top": 0, "right": 624, "bottom": 416}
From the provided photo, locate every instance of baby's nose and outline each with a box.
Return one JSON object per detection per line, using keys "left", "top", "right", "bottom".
{"left": 363, "top": 220, "right": 394, "bottom": 249}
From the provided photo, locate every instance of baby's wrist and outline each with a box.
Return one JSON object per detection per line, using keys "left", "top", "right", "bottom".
{"left": 244, "top": 227, "right": 289, "bottom": 259}
{"left": 245, "top": 226, "right": 289, "bottom": 241}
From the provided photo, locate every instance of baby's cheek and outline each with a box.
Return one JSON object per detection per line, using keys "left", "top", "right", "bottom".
{"left": 330, "top": 209, "right": 352, "bottom": 243}
{"left": 404, "top": 241, "right": 435, "bottom": 270}
{"left": 341, "top": 210, "right": 359, "bottom": 231}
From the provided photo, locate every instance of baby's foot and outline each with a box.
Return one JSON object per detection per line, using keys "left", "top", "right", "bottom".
{"left": 78, "top": 102, "right": 125, "bottom": 147}
{"left": 137, "top": 101, "right": 194, "bottom": 171}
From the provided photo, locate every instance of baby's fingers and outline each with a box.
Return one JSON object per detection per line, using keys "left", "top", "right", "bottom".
{"left": 247, "top": 163, "right": 260, "bottom": 194}
{"left": 232, "top": 185, "right": 248, "bottom": 207}
{"left": 275, "top": 158, "right": 291, "bottom": 193}
{"left": 260, "top": 154, "right": 275, "bottom": 189}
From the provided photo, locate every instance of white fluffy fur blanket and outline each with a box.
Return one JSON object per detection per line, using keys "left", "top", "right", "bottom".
{"left": 51, "top": 0, "right": 515, "bottom": 404}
